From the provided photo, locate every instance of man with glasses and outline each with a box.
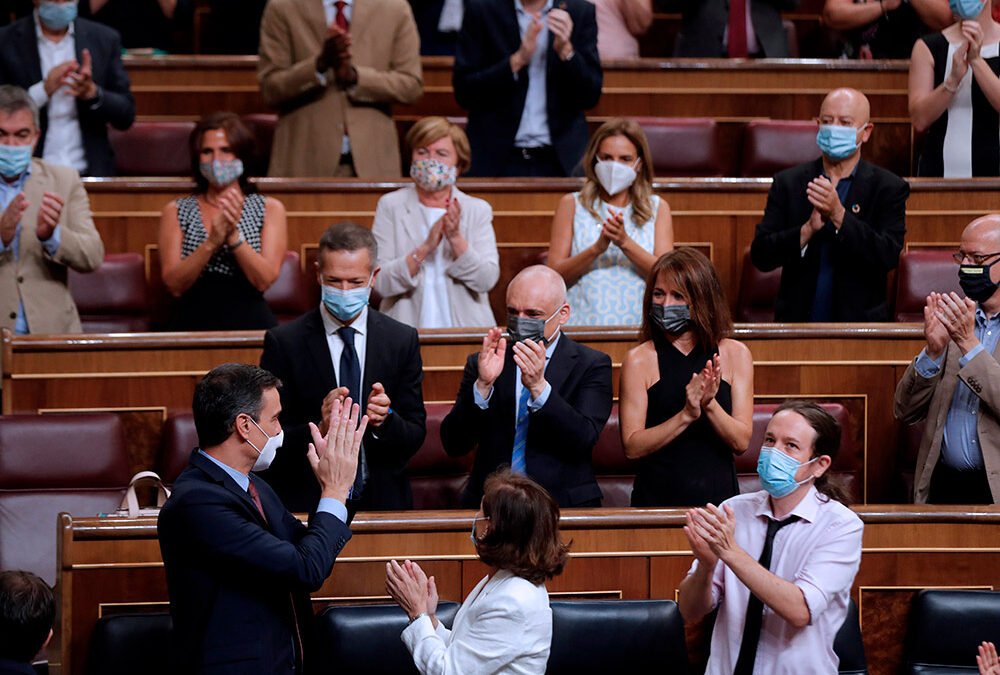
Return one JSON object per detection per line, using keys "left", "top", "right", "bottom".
{"left": 895, "top": 214, "right": 1000, "bottom": 504}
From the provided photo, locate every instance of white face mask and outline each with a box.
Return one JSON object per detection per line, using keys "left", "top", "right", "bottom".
{"left": 246, "top": 417, "right": 284, "bottom": 472}
{"left": 594, "top": 159, "right": 638, "bottom": 196}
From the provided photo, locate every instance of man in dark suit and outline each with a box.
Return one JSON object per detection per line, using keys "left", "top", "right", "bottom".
{"left": 260, "top": 222, "right": 426, "bottom": 515}
{"left": 158, "top": 362, "right": 363, "bottom": 674}
{"left": 441, "top": 265, "right": 613, "bottom": 508}
{"left": 453, "top": 0, "right": 602, "bottom": 177}
{"left": 0, "top": 570, "right": 54, "bottom": 674}
{"left": 0, "top": 0, "right": 134, "bottom": 176}
{"left": 750, "top": 87, "right": 909, "bottom": 322}
{"left": 674, "top": 0, "right": 800, "bottom": 57}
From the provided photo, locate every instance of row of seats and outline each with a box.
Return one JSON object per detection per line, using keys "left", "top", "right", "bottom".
{"left": 107, "top": 117, "right": 824, "bottom": 178}
{"left": 67, "top": 248, "right": 962, "bottom": 333}
{"left": 84, "top": 595, "right": 868, "bottom": 674}
{"left": 0, "top": 401, "right": 861, "bottom": 583}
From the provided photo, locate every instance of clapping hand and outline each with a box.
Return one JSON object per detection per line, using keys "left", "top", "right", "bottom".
{"left": 978, "top": 641, "right": 1000, "bottom": 675}
{"left": 1, "top": 193, "right": 28, "bottom": 247}
{"left": 601, "top": 209, "right": 628, "bottom": 247}
{"left": 934, "top": 291, "right": 978, "bottom": 354}
{"left": 366, "top": 382, "right": 391, "bottom": 428}
{"left": 686, "top": 503, "right": 738, "bottom": 561}
{"left": 307, "top": 397, "right": 367, "bottom": 503}
{"left": 699, "top": 355, "right": 722, "bottom": 407}
{"left": 923, "top": 294, "right": 950, "bottom": 360}
{"left": 35, "top": 192, "right": 65, "bottom": 241}
{"left": 66, "top": 49, "right": 98, "bottom": 100}
{"left": 806, "top": 176, "right": 845, "bottom": 225}
{"left": 385, "top": 559, "right": 437, "bottom": 624}
{"left": 547, "top": 7, "right": 575, "bottom": 60}
{"left": 475, "top": 327, "right": 507, "bottom": 399}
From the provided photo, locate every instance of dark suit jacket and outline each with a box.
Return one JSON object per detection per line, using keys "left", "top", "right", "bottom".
{"left": 440, "top": 334, "right": 612, "bottom": 508}
{"left": 0, "top": 15, "right": 135, "bottom": 176}
{"left": 259, "top": 307, "right": 427, "bottom": 513}
{"left": 157, "top": 451, "right": 351, "bottom": 674}
{"left": 750, "top": 157, "right": 909, "bottom": 322}
{"left": 674, "top": 0, "right": 801, "bottom": 57}
{"left": 452, "top": 0, "right": 602, "bottom": 177}
{"left": 0, "top": 659, "right": 36, "bottom": 675}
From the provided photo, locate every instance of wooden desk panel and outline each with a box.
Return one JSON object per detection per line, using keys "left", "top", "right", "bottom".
{"left": 57, "top": 507, "right": 1000, "bottom": 675}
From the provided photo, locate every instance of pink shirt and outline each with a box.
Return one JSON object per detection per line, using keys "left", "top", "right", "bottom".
{"left": 587, "top": 0, "right": 640, "bottom": 59}
{"left": 686, "top": 487, "right": 864, "bottom": 675}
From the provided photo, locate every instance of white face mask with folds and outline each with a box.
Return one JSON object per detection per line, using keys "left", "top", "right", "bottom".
{"left": 246, "top": 416, "right": 284, "bottom": 472}
{"left": 594, "top": 159, "right": 639, "bottom": 196}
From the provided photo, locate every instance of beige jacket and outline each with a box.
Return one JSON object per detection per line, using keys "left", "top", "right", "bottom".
{"left": 894, "top": 339, "right": 1000, "bottom": 503}
{"left": 0, "top": 159, "right": 103, "bottom": 334}
{"left": 372, "top": 185, "right": 499, "bottom": 328}
{"left": 258, "top": 0, "right": 423, "bottom": 178}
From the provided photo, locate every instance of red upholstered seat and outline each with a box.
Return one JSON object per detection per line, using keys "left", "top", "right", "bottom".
{"left": 894, "top": 250, "right": 963, "bottom": 322}
{"left": 264, "top": 251, "right": 321, "bottom": 324}
{"left": 735, "top": 249, "right": 781, "bottom": 322}
{"left": 109, "top": 121, "right": 195, "bottom": 176}
{"left": 736, "top": 403, "right": 862, "bottom": 502}
{"left": 0, "top": 413, "right": 131, "bottom": 584}
{"left": 240, "top": 113, "right": 277, "bottom": 176}
{"left": 160, "top": 412, "right": 198, "bottom": 485}
{"left": 741, "top": 119, "right": 821, "bottom": 177}
{"left": 593, "top": 404, "right": 639, "bottom": 507}
{"left": 68, "top": 253, "right": 150, "bottom": 332}
{"left": 407, "top": 404, "right": 473, "bottom": 509}
{"left": 629, "top": 117, "right": 724, "bottom": 177}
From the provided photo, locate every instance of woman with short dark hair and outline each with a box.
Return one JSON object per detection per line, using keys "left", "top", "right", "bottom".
{"left": 619, "top": 248, "right": 754, "bottom": 507}
{"left": 158, "top": 111, "right": 287, "bottom": 330}
{"left": 385, "top": 470, "right": 568, "bottom": 674}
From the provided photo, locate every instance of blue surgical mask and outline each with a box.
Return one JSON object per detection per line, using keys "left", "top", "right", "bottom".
{"left": 199, "top": 158, "right": 244, "bottom": 187}
{"left": 322, "top": 275, "right": 373, "bottom": 321}
{"left": 38, "top": 1, "right": 78, "bottom": 30}
{"left": 756, "top": 445, "right": 820, "bottom": 498}
{"left": 816, "top": 124, "right": 861, "bottom": 160}
{"left": 0, "top": 144, "right": 33, "bottom": 178}
{"left": 950, "top": 0, "right": 985, "bottom": 20}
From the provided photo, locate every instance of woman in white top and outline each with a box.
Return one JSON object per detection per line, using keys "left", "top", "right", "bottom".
{"left": 548, "top": 118, "right": 673, "bottom": 326}
{"left": 385, "top": 470, "right": 569, "bottom": 675}
{"left": 372, "top": 117, "right": 500, "bottom": 328}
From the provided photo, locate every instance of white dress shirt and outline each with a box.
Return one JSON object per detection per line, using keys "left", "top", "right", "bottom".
{"left": 513, "top": 0, "right": 553, "bottom": 148}
{"left": 687, "top": 487, "right": 864, "bottom": 675}
{"left": 401, "top": 568, "right": 553, "bottom": 674}
{"left": 27, "top": 13, "right": 87, "bottom": 173}
{"left": 319, "top": 301, "right": 368, "bottom": 392}
{"left": 416, "top": 203, "right": 452, "bottom": 328}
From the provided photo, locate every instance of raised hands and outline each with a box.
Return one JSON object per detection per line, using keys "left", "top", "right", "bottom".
{"left": 685, "top": 503, "right": 738, "bottom": 561}
{"left": 441, "top": 197, "right": 462, "bottom": 241}
{"left": 475, "top": 327, "right": 507, "bottom": 399}
{"left": 307, "top": 397, "right": 367, "bottom": 502}
{"left": 683, "top": 356, "right": 722, "bottom": 420}
{"left": 806, "top": 175, "right": 845, "bottom": 225}
{"left": 67, "top": 49, "right": 98, "bottom": 100}
{"left": 962, "top": 20, "right": 984, "bottom": 62}
{"left": 206, "top": 184, "right": 244, "bottom": 249}
{"left": 35, "top": 192, "right": 65, "bottom": 241}
{"left": 978, "top": 641, "right": 1000, "bottom": 675}
{"left": 385, "top": 559, "right": 438, "bottom": 624}
{"left": 366, "top": 382, "right": 391, "bottom": 428}
{"left": 932, "top": 290, "right": 978, "bottom": 354}
{"left": 0, "top": 193, "right": 28, "bottom": 247}
{"left": 511, "top": 13, "right": 543, "bottom": 72}
{"left": 547, "top": 7, "right": 575, "bottom": 60}
{"left": 44, "top": 60, "right": 78, "bottom": 98}
{"left": 923, "top": 293, "right": 950, "bottom": 359}
{"left": 513, "top": 335, "right": 547, "bottom": 398}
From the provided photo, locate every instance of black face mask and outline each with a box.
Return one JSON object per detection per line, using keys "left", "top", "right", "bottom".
{"left": 959, "top": 260, "right": 1000, "bottom": 303}
{"left": 649, "top": 303, "right": 691, "bottom": 335}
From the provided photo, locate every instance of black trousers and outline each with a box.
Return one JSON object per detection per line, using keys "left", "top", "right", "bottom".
{"left": 928, "top": 461, "right": 994, "bottom": 504}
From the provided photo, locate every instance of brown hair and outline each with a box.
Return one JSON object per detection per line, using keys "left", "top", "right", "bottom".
{"left": 578, "top": 118, "right": 655, "bottom": 226}
{"left": 318, "top": 221, "right": 378, "bottom": 271}
{"left": 774, "top": 399, "right": 852, "bottom": 505}
{"left": 639, "top": 248, "right": 732, "bottom": 347}
{"left": 404, "top": 116, "right": 472, "bottom": 174}
{"left": 475, "top": 470, "right": 570, "bottom": 584}
{"left": 189, "top": 112, "right": 256, "bottom": 194}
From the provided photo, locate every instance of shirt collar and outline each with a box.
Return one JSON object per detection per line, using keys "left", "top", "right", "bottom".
{"left": 325, "top": 0, "right": 353, "bottom": 8}
{"left": 975, "top": 306, "right": 1000, "bottom": 325}
{"left": 514, "top": 0, "right": 554, "bottom": 16}
{"left": 0, "top": 162, "right": 32, "bottom": 194}
{"left": 198, "top": 449, "right": 250, "bottom": 491}
{"left": 752, "top": 484, "right": 821, "bottom": 524}
{"left": 320, "top": 302, "right": 369, "bottom": 337}
{"left": 34, "top": 9, "right": 76, "bottom": 41}
{"left": 544, "top": 330, "right": 561, "bottom": 358}
{"left": 821, "top": 163, "right": 859, "bottom": 182}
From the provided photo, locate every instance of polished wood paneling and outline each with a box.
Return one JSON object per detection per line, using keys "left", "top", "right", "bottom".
{"left": 57, "top": 507, "right": 1000, "bottom": 675}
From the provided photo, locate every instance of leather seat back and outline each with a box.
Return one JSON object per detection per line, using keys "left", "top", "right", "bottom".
{"left": 735, "top": 249, "right": 781, "bottom": 322}
{"left": 741, "top": 120, "right": 821, "bottom": 177}
{"left": 835, "top": 598, "right": 868, "bottom": 675}
{"left": 630, "top": 116, "right": 724, "bottom": 177}
{"left": 85, "top": 613, "right": 172, "bottom": 675}
{"left": 903, "top": 589, "right": 1000, "bottom": 674}
{"left": 160, "top": 412, "right": 198, "bottom": 485}
{"left": 407, "top": 404, "right": 472, "bottom": 509}
{"left": 894, "top": 250, "right": 963, "bottom": 322}
{"left": 109, "top": 121, "right": 195, "bottom": 176}
{"left": 592, "top": 404, "right": 638, "bottom": 507}
{"left": 263, "top": 251, "right": 320, "bottom": 324}
{"left": 68, "top": 253, "right": 150, "bottom": 332}
{"left": 0, "top": 413, "right": 130, "bottom": 584}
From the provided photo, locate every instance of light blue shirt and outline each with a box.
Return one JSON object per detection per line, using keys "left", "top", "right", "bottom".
{"left": 914, "top": 307, "right": 1000, "bottom": 470}
{"left": 474, "top": 332, "right": 560, "bottom": 418}
{"left": 198, "top": 450, "right": 347, "bottom": 522}
{"left": 0, "top": 165, "right": 62, "bottom": 335}
{"left": 512, "top": 0, "right": 553, "bottom": 148}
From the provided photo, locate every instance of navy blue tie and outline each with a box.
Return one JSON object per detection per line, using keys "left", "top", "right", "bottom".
{"left": 338, "top": 326, "right": 365, "bottom": 499}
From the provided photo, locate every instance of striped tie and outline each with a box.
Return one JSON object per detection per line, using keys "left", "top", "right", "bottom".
{"left": 511, "top": 386, "right": 530, "bottom": 474}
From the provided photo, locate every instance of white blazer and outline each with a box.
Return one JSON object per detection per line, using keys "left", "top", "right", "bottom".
{"left": 371, "top": 184, "right": 500, "bottom": 328}
{"left": 401, "top": 569, "right": 552, "bottom": 675}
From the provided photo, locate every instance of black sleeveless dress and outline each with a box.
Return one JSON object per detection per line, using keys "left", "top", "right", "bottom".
{"left": 630, "top": 332, "right": 739, "bottom": 507}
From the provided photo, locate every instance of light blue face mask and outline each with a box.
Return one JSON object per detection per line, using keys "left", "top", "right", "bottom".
{"left": 199, "top": 158, "right": 244, "bottom": 187}
{"left": 0, "top": 144, "right": 33, "bottom": 178}
{"left": 950, "top": 0, "right": 985, "bottom": 20}
{"left": 322, "top": 274, "right": 373, "bottom": 321}
{"left": 757, "top": 445, "right": 820, "bottom": 498}
{"left": 816, "top": 124, "right": 861, "bottom": 160}
{"left": 38, "top": 0, "right": 78, "bottom": 30}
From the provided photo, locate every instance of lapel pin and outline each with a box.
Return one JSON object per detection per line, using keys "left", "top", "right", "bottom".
{"left": 851, "top": 204, "right": 860, "bottom": 214}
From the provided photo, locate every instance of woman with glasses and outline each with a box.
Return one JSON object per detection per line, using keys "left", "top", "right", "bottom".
{"left": 385, "top": 470, "right": 568, "bottom": 674}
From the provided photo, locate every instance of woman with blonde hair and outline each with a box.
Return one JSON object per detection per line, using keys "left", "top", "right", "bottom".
{"left": 619, "top": 249, "right": 754, "bottom": 507}
{"left": 548, "top": 117, "right": 673, "bottom": 326}
{"left": 372, "top": 116, "right": 499, "bottom": 328}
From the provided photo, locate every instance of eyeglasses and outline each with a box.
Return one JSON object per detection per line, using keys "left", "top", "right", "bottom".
{"left": 953, "top": 251, "right": 1000, "bottom": 265}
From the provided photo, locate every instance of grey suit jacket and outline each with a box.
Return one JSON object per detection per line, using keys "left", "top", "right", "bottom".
{"left": 894, "top": 338, "right": 1000, "bottom": 503}
{"left": 674, "top": 0, "right": 801, "bottom": 58}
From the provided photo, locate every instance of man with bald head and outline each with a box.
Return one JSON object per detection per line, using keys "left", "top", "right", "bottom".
{"left": 750, "top": 87, "right": 909, "bottom": 322}
{"left": 441, "top": 265, "right": 613, "bottom": 507}
{"left": 895, "top": 215, "right": 1000, "bottom": 504}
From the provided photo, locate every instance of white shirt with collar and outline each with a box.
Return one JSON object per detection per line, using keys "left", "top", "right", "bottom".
{"left": 512, "top": 0, "right": 553, "bottom": 148}
{"left": 320, "top": 301, "right": 368, "bottom": 392}
{"left": 27, "top": 13, "right": 87, "bottom": 173}
{"left": 474, "top": 331, "right": 560, "bottom": 421}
